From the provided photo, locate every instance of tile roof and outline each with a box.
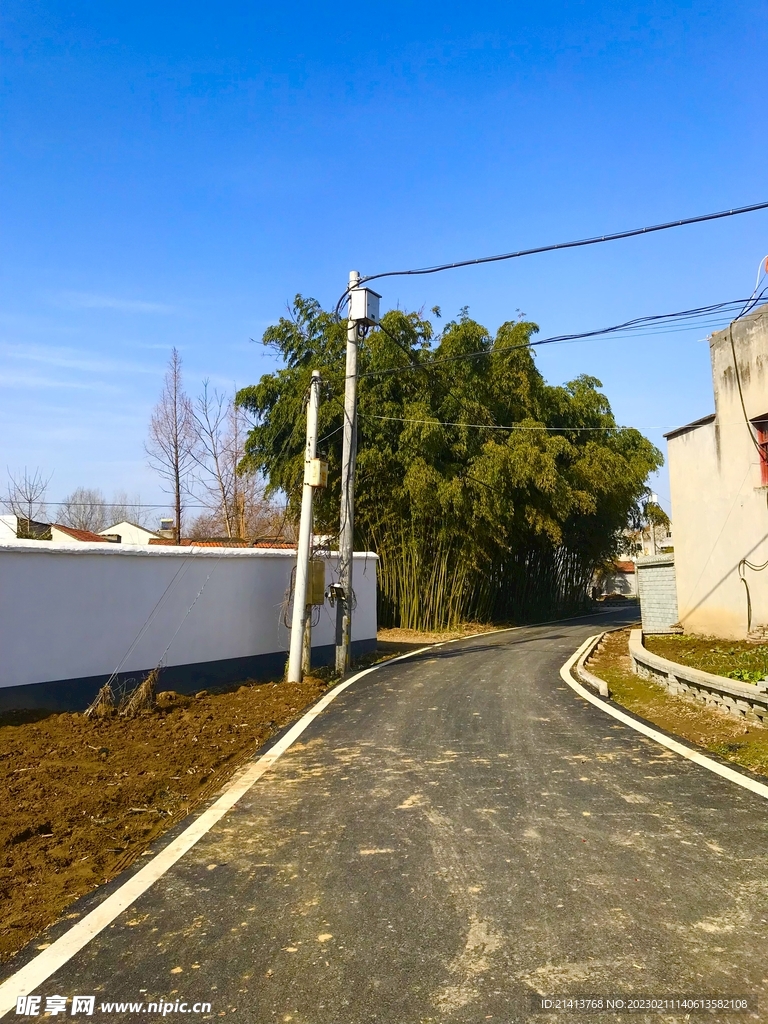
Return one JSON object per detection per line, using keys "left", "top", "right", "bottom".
{"left": 148, "top": 538, "right": 297, "bottom": 549}
{"left": 53, "top": 524, "right": 110, "bottom": 543}
{"left": 614, "top": 560, "right": 636, "bottom": 574}
{"left": 148, "top": 538, "right": 251, "bottom": 547}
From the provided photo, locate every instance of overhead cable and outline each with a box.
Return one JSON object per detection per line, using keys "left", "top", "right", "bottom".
{"left": 359, "top": 414, "right": 670, "bottom": 433}
{"left": 334, "top": 201, "right": 768, "bottom": 315}
{"left": 352, "top": 297, "right": 763, "bottom": 381}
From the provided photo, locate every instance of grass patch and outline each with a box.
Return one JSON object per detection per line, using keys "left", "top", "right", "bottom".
{"left": 644, "top": 633, "right": 768, "bottom": 684}
{"left": 588, "top": 629, "right": 768, "bottom": 779}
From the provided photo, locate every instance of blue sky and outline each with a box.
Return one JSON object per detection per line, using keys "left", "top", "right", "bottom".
{"left": 1, "top": 0, "right": 766, "bottom": 519}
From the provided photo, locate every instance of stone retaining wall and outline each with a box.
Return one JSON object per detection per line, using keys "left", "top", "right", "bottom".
{"left": 628, "top": 628, "right": 768, "bottom": 725}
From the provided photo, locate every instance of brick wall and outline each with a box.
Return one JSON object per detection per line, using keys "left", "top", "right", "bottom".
{"left": 636, "top": 554, "right": 679, "bottom": 634}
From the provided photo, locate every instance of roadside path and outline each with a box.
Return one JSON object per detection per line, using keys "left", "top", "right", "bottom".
{"left": 3, "top": 611, "right": 768, "bottom": 1022}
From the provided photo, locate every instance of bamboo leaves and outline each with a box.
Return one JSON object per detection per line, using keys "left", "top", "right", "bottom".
{"left": 237, "top": 298, "right": 663, "bottom": 630}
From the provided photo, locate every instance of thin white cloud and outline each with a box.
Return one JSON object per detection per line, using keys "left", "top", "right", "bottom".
{"left": 0, "top": 341, "right": 159, "bottom": 376}
{"left": 57, "top": 291, "right": 177, "bottom": 314}
{"left": 0, "top": 372, "right": 112, "bottom": 391}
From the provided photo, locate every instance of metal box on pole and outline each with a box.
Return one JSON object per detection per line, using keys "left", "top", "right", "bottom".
{"left": 309, "top": 558, "right": 326, "bottom": 606}
{"left": 304, "top": 458, "right": 328, "bottom": 488}
{"left": 349, "top": 287, "right": 381, "bottom": 326}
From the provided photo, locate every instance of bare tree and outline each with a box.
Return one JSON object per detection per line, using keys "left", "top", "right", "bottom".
{"left": 59, "top": 487, "right": 151, "bottom": 532}
{"left": 4, "top": 467, "right": 52, "bottom": 532}
{"left": 145, "top": 348, "right": 196, "bottom": 544}
{"left": 192, "top": 381, "right": 236, "bottom": 537}
{"left": 107, "top": 490, "right": 150, "bottom": 528}
{"left": 59, "top": 486, "right": 109, "bottom": 532}
{"left": 190, "top": 381, "right": 284, "bottom": 541}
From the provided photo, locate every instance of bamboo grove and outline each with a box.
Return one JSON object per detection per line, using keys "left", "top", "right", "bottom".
{"left": 236, "top": 297, "right": 662, "bottom": 630}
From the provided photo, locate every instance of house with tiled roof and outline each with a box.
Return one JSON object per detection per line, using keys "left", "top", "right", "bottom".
{"left": 51, "top": 524, "right": 114, "bottom": 544}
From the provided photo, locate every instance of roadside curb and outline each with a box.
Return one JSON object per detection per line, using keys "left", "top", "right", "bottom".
{"left": 560, "top": 636, "right": 768, "bottom": 805}
{"left": 574, "top": 632, "right": 609, "bottom": 697}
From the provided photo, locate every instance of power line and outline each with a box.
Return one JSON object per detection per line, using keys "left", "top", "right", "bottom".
{"left": 334, "top": 201, "right": 768, "bottom": 314}
{"left": 359, "top": 413, "right": 672, "bottom": 432}
{"left": 10, "top": 500, "right": 245, "bottom": 510}
{"left": 2, "top": 500, "right": 289, "bottom": 515}
{"left": 351, "top": 296, "right": 765, "bottom": 381}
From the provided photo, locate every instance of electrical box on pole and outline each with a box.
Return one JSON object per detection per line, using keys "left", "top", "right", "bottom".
{"left": 349, "top": 287, "right": 381, "bottom": 326}
{"left": 304, "top": 458, "right": 328, "bottom": 488}
{"left": 309, "top": 558, "right": 326, "bottom": 606}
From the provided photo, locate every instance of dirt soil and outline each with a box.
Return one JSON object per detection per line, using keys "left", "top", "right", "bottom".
{"left": 644, "top": 632, "right": 768, "bottom": 683}
{"left": 0, "top": 626, "right": 474, "bottom": 966}
{"left": 588, "top": 628, "right": 768, "bottom": 779}
{"left": 0, "top": 676, "right": 331, "bottom": 963}
{"left": 376, "top": 622, "right": 499, "bottom": 648}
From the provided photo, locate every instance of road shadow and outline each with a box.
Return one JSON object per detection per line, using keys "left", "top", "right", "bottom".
{"left": 402, "top": 633, "right": 571, "bottom": 665}
{"left": 376, "top": 640, "right": 432, "bottom": 658}
{"left": 369, "top": 609, "right": 640, "bottom": 672}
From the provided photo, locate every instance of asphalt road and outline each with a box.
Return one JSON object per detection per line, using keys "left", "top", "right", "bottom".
{"left": 5, "top": 611, "right": 768, "bottom": 1023}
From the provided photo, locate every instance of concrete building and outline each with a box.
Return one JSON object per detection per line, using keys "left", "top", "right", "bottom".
{"left": 98, "top": 520, "right": 160, "bottom": 544}
{"left": 0, "top": 516, "right": 16, "bottom": 541}
{"left": 620, "top": 523, "right": 673, "bottom": 559}
{"left": 596, "top": 560, "right": 637, "bottom": 598}
{"left": 666, "top": 303, "right": 768, "bottom": 639}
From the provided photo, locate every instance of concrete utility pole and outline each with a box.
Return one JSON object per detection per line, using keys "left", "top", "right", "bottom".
{"left": 335, "top": 271, "right": 360, "bottom": 675}
{"left": 287, "top": 370, "right": 322, "bottom": 683}
{"left": 335, "top": 271, "right": 380, "bottom": 675}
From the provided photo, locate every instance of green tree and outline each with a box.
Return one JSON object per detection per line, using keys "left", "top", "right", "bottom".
{"left": 237, "top": 297, "right": 662, "bottom": 629}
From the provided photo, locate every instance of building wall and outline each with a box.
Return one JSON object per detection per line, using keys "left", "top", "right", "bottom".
{"left": 0, "top": 541, "right": 377, "bottom": 709}
{"left": 667, "top": 304, "right": 768, "bottom": 639}
{"left": 99, "top": 521, "right": 159, "bottom": 544}
{"left": 636, "top": 554, "right": 679, "bottom": 633}
{"left": 598, "top": 570, "right": 637, "bottom": 598}
{"left": 0, "top": 516, "right": 16, "bottom": 541}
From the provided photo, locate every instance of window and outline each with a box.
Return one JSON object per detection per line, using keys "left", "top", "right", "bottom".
{"left": 753, "top": 416, "right": 768, "bottom": 486}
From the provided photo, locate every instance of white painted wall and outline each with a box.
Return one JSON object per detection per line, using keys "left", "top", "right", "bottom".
{"left": 667, "top": 303, "right": 768, "bottom": 639}
{"left": 99, "top": 521, "right": 159, "bottom": 544}
{"left": 0, "top": 516, "right": 16, "bottom": 541}
{"left": 0, "top": 542, "right": 377, "bottom": 691}
{"left": 598, "top": 569, "right": 637, "bottom": 598}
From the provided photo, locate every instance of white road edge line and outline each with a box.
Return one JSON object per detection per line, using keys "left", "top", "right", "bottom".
{"left": 0, "top": 615, "right": 621, "bottom": 1012}
{"left": 562, "top": 634, "right": 768, "bottom": 803}
{"left": 0, "top": 646, "right": 440, "bottom": 1013}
